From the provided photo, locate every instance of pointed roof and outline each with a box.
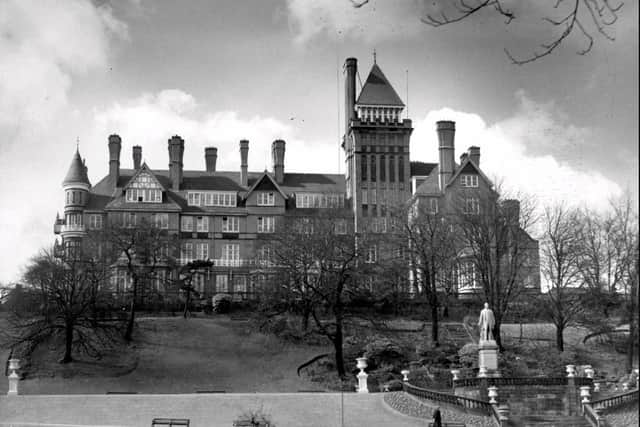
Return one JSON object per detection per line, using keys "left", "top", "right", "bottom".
{"left": 447, "top": 157, "right": 493, "bottom": 189}
{"left": 123, "top": 162, "right": 166, "bottom": 191}
{"left": 356, "top": 64, "right": 405, "bottom": 107}
{"left": 245, "top": 172, "right": 288, "bottom": 200}
{"left": 63, "top": 149, "right": 90, "bottom": 186}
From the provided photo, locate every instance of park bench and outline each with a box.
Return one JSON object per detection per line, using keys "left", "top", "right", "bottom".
{"left": 151, "top": 418, "right": 190, "bottom": 426}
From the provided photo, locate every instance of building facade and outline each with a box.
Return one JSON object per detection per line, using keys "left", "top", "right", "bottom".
{"left": 54, "top": 57, "right": 540, "bottom": 303}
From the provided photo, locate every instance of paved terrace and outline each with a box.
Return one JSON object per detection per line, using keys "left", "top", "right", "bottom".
{"left": 0, "top": 393, "right": 428, "bottom": 427}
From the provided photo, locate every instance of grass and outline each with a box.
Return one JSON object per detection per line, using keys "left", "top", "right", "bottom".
{"left": 2, "top": 316, "right": 332, "bottom": 394}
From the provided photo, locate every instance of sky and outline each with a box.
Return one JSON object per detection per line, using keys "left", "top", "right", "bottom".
{"left": 0, "top": 0, "right": 637, "bottom": 284}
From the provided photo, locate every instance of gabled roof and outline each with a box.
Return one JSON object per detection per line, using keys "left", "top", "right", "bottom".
{"left": 63, "top": 149, "right": 90, "bottom": 186}
{"left": 244, "top": 172, "right": 288, "bottom": 200}
{"left": 356, "top": 64, "right": 405, "bottom": 107}
{"left": 447, "top": 158, "right": 493, "bottom": 189}
{"left": 414, "top": 165, "right": 441, "bottom": 195}
{"left": 123, "top": 163, "right": 166, "bottom": 191}
{"left": 410, "top": 161, "right": 437, "bottom": 177}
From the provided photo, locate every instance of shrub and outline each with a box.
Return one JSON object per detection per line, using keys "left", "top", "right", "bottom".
{"left": 382, "top": 379, "right": 404, "bottom": 392}
{"left": 458, "top": 343, "right": 479, "bottom": 369}
{"left": 212, "top": 293, "right": 232, "bottom": 314}
{"left": 363, "top": 338, "right": 407, "bottom": 371}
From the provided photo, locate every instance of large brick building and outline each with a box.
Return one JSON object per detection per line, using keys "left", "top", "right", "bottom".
{"left": 54, "top": 57, "right": 539, "bottom": 302}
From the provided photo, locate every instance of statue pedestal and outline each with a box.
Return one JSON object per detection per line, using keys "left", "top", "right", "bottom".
{"left": 478, "top": 340, "right": 500, "bottom": 378}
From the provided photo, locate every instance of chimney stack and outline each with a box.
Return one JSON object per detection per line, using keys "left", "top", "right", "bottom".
{"left": 239, "top": 139, "right": 249, "bottom": 187}
{"left": 344, "top": 58, "right": 357, "bottom": 132}
{"left": 108, "top": 134, "right": 122, "bottom": 189}
{"left": 205, "top": 147, "right": 217, "bottom": 173}
{"left": 460, "top": 152, "right": 468, "bottom": 164}
{"left": 168, "top": 135, "right": 184, "bottom": 190}
{"left": 437, "top": 121, "right": 455, "bottom": 192}
{"left": 468, "top": 146, "right": 480, "bottom": 167}
{"left": 133, "top": 145, "right": 142, "bottom": 170}
{"left": 271, "top": 139, "right": 286, "bottom": 185}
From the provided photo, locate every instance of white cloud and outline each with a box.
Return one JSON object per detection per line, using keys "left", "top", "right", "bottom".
{"left": 0, "top": 0, "right": 127, "bottom": 284}
{"left": 90, "top": 89, "right": 339, "bottom": 179}
{"left": 412, "top": 92, "right": 622, "bottom": 210}
{"left": 286, "top": 0, "right": 425, "bottom": 43}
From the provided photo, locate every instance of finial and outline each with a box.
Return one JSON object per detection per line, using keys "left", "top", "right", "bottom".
{"left": 76, "top": 136, "right": 80, "bottom": 151}
{"left": 373, "top": 49, "right": 377, "bottom": 64}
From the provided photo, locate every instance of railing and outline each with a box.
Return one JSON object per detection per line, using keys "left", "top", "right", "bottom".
{"left": 403, "top": 382, "right": 494, "bottom": 416}
{"left": 60, "top": 224, "right": 85, "bottom": 233}
{"left": 583, "top": 403, "right": 606, "bottom": 427}
{"left": 453, "top": 377, "right": 572, "bottom": 388}
{"left": 591, "top": 389, "right": 638, "bottom": 412}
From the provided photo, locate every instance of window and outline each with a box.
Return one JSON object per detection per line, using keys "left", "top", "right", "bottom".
{"left": 193, "top": 272, "right": 206, "bottom": 294}
{"left": 334, "top": 219, "right": 347, "bottom": 235}
{"left": 196, "top": 243, "right": 209, "bottom": 260}
{"left": 257, "top": 216, "right": 275, "bottom": 233}
{"left": 88, "top": 214, "right": 102, "bottom": 229}
{"left": 257, "top": 192, "right": 275, "bottom": 206}
{"left": 234, "top": 276, "right": 247, "bottom": 294}
{"left": 361, "top": 154, "right": 367, "bottom": 181}
{"left": 181, "top": 216, "right": 193, "bottom": 232}
{"left": 181, "top": 243, "right": 194, "bottom": 263}
{"left": 125, "top": 171, "right": 163, "bottom": 203}
{"left": 398, "top": 156, "right": 404, "bottom": 182}
{"left": 426, "top": 198, "right": 438, "bottom": 214}
{"left": 222, "top": 216, "right": 239, "bottom": 232}
{"left": 380, "top": 155, "right": 386, "bottom": 181}
{"left": 296, "top": 193, "right": 344, "bottom": 208}
{"left": 370, "top": 155, "right": 376, "bottom": 182}
{"left": 461, "top": 174, "right": 479, "bottom": 188}
{"left": 463, "top": 198, "right": 480, "bottom": 215}
{"left": 365, "top": 245, "right": 377, "bottom": 263}
{"left": 124, "top": 212, "right": 136, "bottom": 228}
{"left": 370, "top": 189, "right": 377, "bottom": 205}
{"left": 153, "top": 269, "right": 168, "bottom": 292}
{"left": 216, "top": 275, "right": 229, "bottom": 293}
{"left": 187, "top": 192, "right": 201, "bottom": 206}
{"left": 389, "top": 155, "right": 395, "bottom": 182}
{"left": 196, "top": 216, "right": 209, "bottom": 232}
{"left": 361, "top": 190, "right": 368, "bottom": 205}
{"left": 152, "top": 213, "right": 169, "bottom": 229}
{"left": 457, "top": 261, "right": 479, "bottom": 290}
{"left": 114, "top": 269, "right": 132, "bottom": 292}
{"left": 257, "top": 245, "right": 272, "bottom": 266}
{"left": 222, "top": 244, "right": 239, "bottom": 261}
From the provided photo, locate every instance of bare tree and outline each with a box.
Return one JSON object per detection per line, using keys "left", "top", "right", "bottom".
{"left": 455, "top": 192, "right": 538, "bottom": 351}
{"left": 264, "top": 212, "right": 374, "bottom": 377}
{"left": 3, "top": 247, "right": 118, "bottom": 364}
{"left": 352, "top": 0, "right": 623, "bottom": 64}
{"left": 178, "top": 260, "right": 213, "bottom": 318}
{"left": 540, "top": 204, "right": 584, "bottom": 351}
{"left": 399, "top": 204, "right": 458, "bottom": 346}
{"left": 97, "top": 216, "right": 178, "bottom": 342}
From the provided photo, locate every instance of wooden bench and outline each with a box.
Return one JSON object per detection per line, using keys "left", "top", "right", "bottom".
{"left": 151, "top": 418, "right": 190, "bottom": 426}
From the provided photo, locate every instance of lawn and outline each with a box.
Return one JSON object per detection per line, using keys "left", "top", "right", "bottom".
{"left": 1, "top": 316, "right": 332, "bottom": 394}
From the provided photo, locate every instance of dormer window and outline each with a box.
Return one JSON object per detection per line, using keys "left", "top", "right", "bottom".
{"left": 125, "top": 170, "right": 163, "bottom": 203}
{"left": 461, "top": 174, "right": 479, "bottom": 188}
{"left": 257, "top": 192, "right": 275, "bottom": 206}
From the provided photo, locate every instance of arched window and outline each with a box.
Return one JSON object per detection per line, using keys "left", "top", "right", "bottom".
{"left": 370, "top": 155, "right": 376, "bottom": 182}
{"left": 361, "top": 154, "right": 367, "bottom": 181}
{"left": 398, "top": 156, "right": 404, "bottom": 182}
{"left": 389, "top": 156, "right": 395, "bottom": 182}
{"left": 380, "top": 155, "right": 386, "bottom": 181}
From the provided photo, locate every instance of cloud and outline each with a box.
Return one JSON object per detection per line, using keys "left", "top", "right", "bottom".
{"left": 0, "top": 0, "right": 127, "bottom": 284}
{"left": 412, "top": 91, "right": 622, "bottom": 210}
{"left": 286, "top": 0, "right": 426, "bottom": 43}
{"left": 90, "top": 89, "right": 339, "bottom": 178}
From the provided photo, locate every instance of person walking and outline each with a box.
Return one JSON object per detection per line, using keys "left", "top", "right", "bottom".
{"left": 432, "top": 406, "right": 442, "bottom": 427}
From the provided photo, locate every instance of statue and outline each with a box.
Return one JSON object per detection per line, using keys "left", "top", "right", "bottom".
{"left": 478, "top": 302, "right": 495, "bottom": 342}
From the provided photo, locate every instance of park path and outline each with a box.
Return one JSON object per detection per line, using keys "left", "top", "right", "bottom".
{"left": 0, "top": 393, "right": 427, "bottom": 427}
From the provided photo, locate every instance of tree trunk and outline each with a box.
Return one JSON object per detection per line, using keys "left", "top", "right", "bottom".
{"left": 61, "top": 322, "right": 73, "bottom": 363}
{"left": 431, "top": 303, "right": 439, "bottom": 347}
{"left": 183, "top": 289, "right": 191, "bottom": 319}
{"left": 627, "top": 271, "right": 638, "bottom": 371}
{"left": 493, "top": 320, "right": 503, "bottom": 351}
{"left": 556, "top": 324, "right": 565, "bottom": 352}
{"left": 124, "top": 299, "right": 136, "bottom": 342}
{"left": 334, "top": 320, "right": 345, "bottom": 378}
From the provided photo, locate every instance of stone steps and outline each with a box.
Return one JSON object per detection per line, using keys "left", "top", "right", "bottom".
{"left": 442, "top": 324, "right": 474, "bottom": 347}
{"left": 512, "top": 414, "right": 590, "bottom": 427}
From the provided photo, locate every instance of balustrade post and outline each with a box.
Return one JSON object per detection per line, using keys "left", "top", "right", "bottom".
{"left": 401, "top": 369, "right": 410, "bottom": 382}
{"left": 356, "top": 357, "right": 368, "bottom": 394}
{"left": 7, "top": 358, "right": 20, "bottom": 396}
{"left": 580, "top": 385, "right": 591, "bottom": 406}
{"left": 497, "top": 403, "right": 510, "bottom": 423}
{"left": 487, "top": 385, "right": 498, "bottom": 404}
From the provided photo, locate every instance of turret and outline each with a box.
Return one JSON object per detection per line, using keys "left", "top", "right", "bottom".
{"left": 61, "top": 148, "right": 91, "bottom": 240}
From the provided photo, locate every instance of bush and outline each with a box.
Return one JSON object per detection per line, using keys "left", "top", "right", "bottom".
{"left": 458, "top": 343, "right": 479, "bottom": 369}
{"left": 362, "top": 338, "right": 407, "bottom": 371}
{"left": 212, "top": 293, "right": 232, "bottom": 314}
{"left": 382, "top": 379, "right": 404, "bottom": 392}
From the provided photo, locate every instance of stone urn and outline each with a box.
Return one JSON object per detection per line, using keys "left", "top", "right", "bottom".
{"left": 8, "top": 359, "right": 20, "bottom": 373}
{"left": 584, "top": 366, "right": 595, "bottom": 379}
{"left": 400, "top": 369, "right": 410, "bottom": 382}
{"left": 7, "top": 358, "right": 20, "bottom": 396}
{"left": 488, "top": 386, "right": 498, "bottom": 404}
{"left": 566, "top": 365, "right": 576, "bottom": 378}
{"left": 478, "top": 366, "right": 488, "bottom": 378}
{"left": 579, "top": 385, "right": 591, "bottom": 404}
{"left": 593, "top": 381, "right": 601, "bottom": 393}
{"left": 356, "top": 357, "right": 369, "bottom": 394}
{"left": 450, "top": 369, "right": 461, "bottom": 381}
{"left": 356, "top": 357, "right": 368, "bottom": 371}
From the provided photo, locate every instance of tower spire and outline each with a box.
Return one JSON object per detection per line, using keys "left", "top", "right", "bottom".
{"left": 373, "top": 49, "right": 376, "bottom": 65}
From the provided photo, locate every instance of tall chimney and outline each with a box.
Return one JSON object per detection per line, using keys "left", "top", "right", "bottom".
{"left": 205, "top": 147, "right": 217, "bottom": 173}
{"left": 468, "top": 146, "right": 480, "bottom": 167}
{"left": 344, "top": 57, "right": 357, "bottom": 132}
{"left": 437, "top": 121, "right": 455, "bottom": 191}
{"left": 132, "top": 145, "right": 142, "bottom": 170}
{"left": 271, "top": 139, "right": 285, "bottom": 185}
{"left": 168, "top": 135, "right": 184, "bottom": 191}
{"left": 108, "top": 134, "right": 121, "bottom": 189}
{"left": 460, "top": 152, "right": 468, "bottom": 164}
{"left": 239, "top": 139, "right": 249, "bottom": 187}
